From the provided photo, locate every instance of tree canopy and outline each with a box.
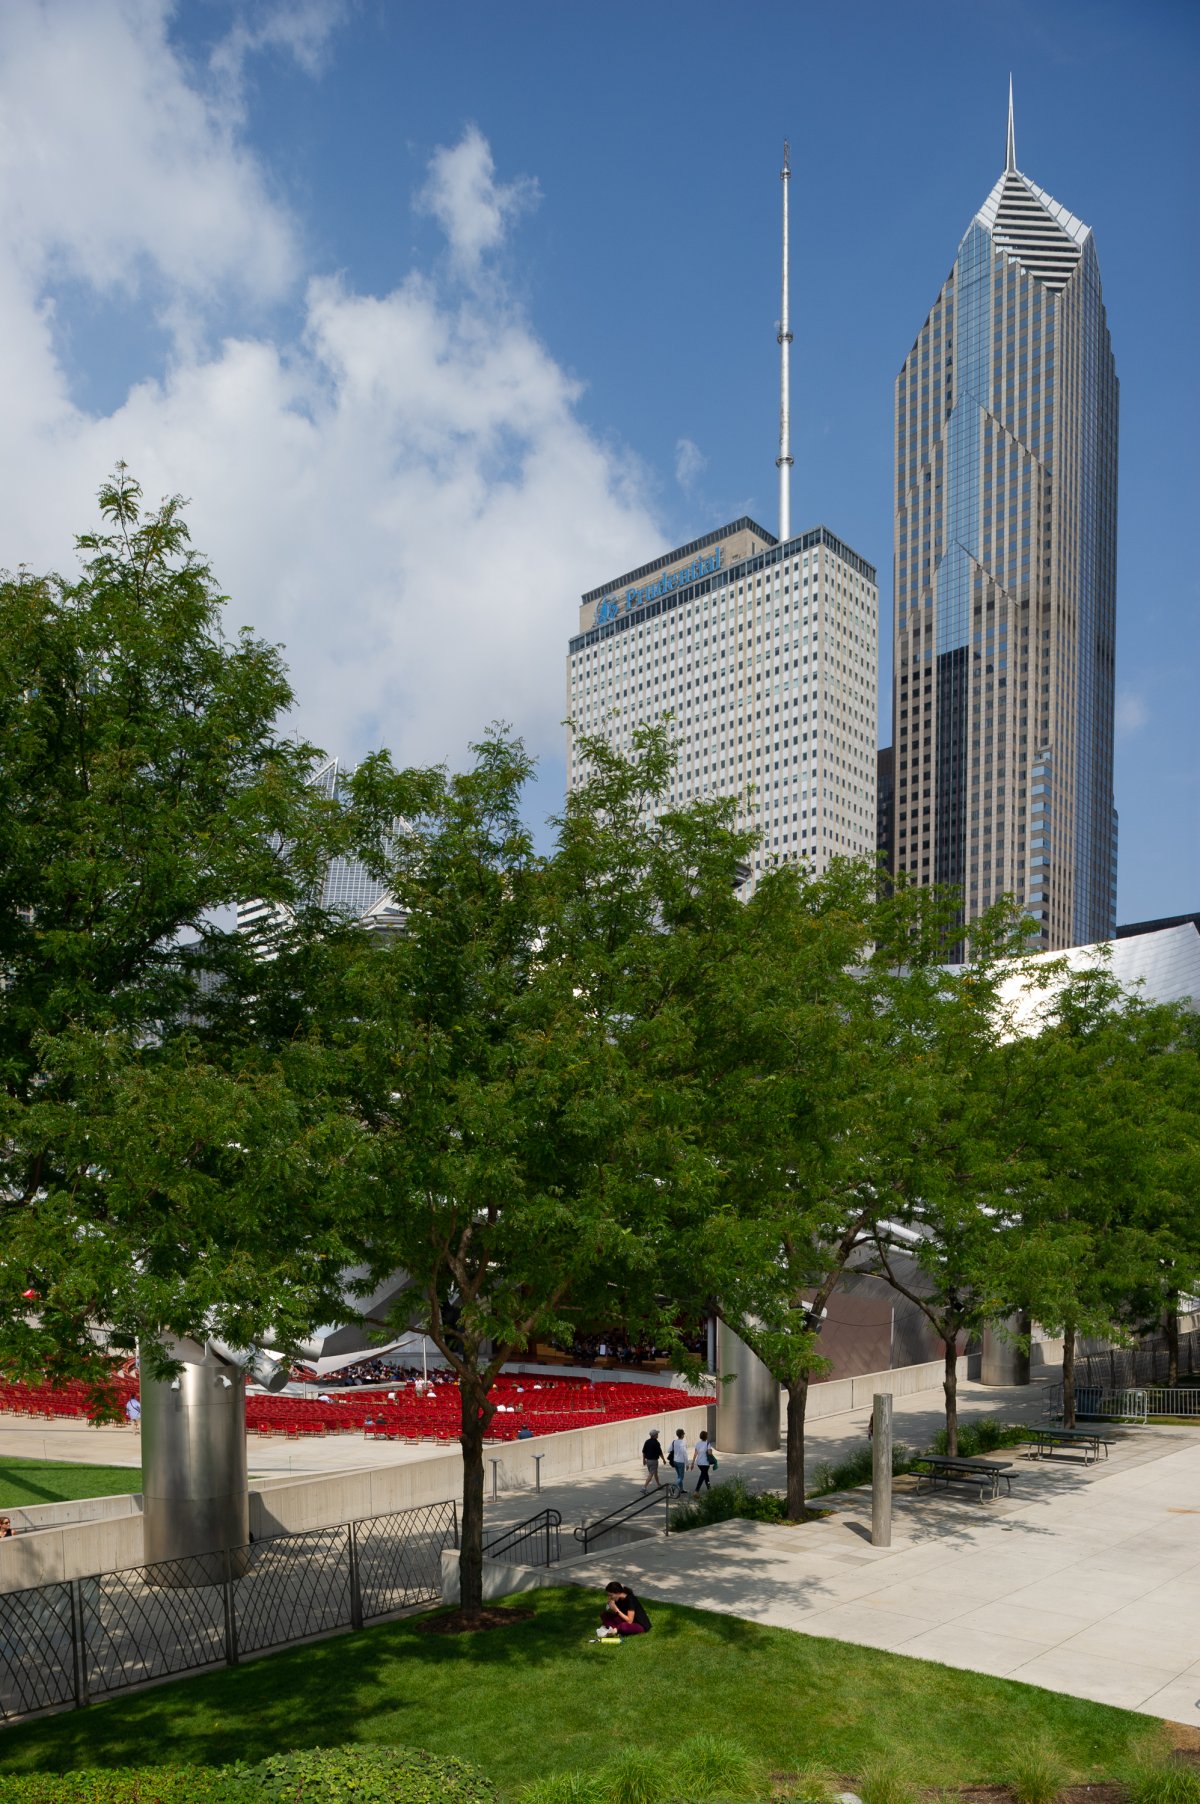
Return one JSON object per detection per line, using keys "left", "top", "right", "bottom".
{"left": 0, "top": 470, "right": 361, "bottom": 1379}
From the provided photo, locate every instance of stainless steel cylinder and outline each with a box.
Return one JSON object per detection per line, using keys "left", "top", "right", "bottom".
{"left": 981, "top": 1315, "right": 1031, "bottom": 1386}
{"left": 715, "top": 1318, "right": 780, "bottom": 1453}
{"left": 871, "top": 1392, "right": 893, "bottom": 1547}
{"left": 141, "top": 1348, "right": 250, "bottom": 1580}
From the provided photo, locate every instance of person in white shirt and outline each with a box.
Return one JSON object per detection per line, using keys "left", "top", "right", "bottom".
{"left": 690, "top": 1429, "right": 715, "bottom": 1490}
{"left": 668, "top": 1428, "right": 689, "bottom": 1495}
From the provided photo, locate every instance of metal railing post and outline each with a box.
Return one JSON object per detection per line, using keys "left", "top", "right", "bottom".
{"left": 348, "top": 1521, "right": 363, "bottom": 1631}
{"left": 452, "top": 1500, "right": 459, "bottom": 1551}
{"left": 533, "top": 1453, "right": 544, "bottom": 1493}
{"left": 490, "top": 1457, "right": 500, "bottom": 1501}
{"left": 222, "top": 1548, "right": 240, "bottom": 1667}
{"left": 69, "top": 1579, "right": 88, "bottom": 1708}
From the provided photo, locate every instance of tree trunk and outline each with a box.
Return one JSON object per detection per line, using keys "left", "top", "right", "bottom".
{"left": 1166, "top": 1305, "right": 1180, "bottom": 1388}
{"left": 1062, "top": 1321, "right": 1076, "bottom": 1428}
{"left": 458, "top": 1373, "right": 488, "bottom": 1618}
{"left": 785, "top": 1376, "right": 810, "bottom": 1521}
{"left": 943, "top": 1335, "right": 958, "bottom": 1456}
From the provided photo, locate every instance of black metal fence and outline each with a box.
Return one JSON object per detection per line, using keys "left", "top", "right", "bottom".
{"left": 1075, "top": 1328, "right": 1200, "bottom": 1390}
{"left": 0, "top": 1498, "right": 458, "bottom": 1723}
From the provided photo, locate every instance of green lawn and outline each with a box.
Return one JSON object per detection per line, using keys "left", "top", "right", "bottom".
{"left": 0, "top": 1459, "right": 140, "bottom": 1510}
{"left": 0, "top": 1588, "right": 1166, "bottom": 1796}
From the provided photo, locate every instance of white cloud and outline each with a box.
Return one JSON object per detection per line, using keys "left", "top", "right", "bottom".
{"left": 1116, "top": 688, "right": 1148, "bottom": 735}
{"left": 417, "top": 124, "right": 540, "bottom": 281}
{"left": 0, "top": 0, "right": 297, "bottom": 308}
{"left": 674, "top": 437, "right": 706, "bottom": 492}
{"left": 210, "top": 0, "right": 348, "bottom": 106}
{"left": 0, "top": 3, "right": 662, "bottom": 790}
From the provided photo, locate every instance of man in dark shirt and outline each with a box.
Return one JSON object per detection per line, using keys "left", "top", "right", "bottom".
{"left": 641, "top": 1429, "right": 667, "bottom": 1491}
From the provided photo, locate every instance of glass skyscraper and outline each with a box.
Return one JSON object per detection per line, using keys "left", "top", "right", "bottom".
{"left": 237, "top": 758, "right": 405, "bottom": 939}
{"left": 891, "top": 94, "right": 1118, "bottom": 952}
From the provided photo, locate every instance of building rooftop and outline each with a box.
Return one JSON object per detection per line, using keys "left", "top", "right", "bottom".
{"left": 998, "top": 919, "right": 1200, "bottom": 1033}
{"left": 972, "top": 85, "right": 1091, "bottom": 292}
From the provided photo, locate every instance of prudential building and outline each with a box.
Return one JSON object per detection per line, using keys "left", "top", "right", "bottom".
{"left": 566, "top": 146, "right": 879, "bottom": 891}
{"left": 566, "top": 522, "right": 878, "bottom": 888}
{"left": 892, "top": 88, "right": 1118, "bottom": 953}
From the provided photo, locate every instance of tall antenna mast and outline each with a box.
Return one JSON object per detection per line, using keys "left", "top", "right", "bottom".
{"left": 776, "top": 140, "right": 793, "bottom": 542}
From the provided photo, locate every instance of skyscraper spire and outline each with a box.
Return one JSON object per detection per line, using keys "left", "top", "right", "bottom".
{"left": 776, "top": 140, "right": 793, "bottom": 542}
{"left": 1006, "top": 74, "right": 1017, "bottom": 172}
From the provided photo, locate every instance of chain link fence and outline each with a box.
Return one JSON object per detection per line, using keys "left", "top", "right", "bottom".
{"left": 0, "top": 1498, "right": 458, "bottom": 1723}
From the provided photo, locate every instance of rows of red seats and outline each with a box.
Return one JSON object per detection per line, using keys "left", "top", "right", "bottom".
{"left": 0, "top": 1378, "right": 137, "bottom": 1422}
{"left": 244, "top": 1378, "right": 703, "bottom": 1441}
{"left": 0, "top": 1375, "right": 706, "bottom": 1443}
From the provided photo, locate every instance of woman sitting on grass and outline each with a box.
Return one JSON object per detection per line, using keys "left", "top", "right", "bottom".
{"left": 597, "top": 1580, "right": 651, "bottom": 1638}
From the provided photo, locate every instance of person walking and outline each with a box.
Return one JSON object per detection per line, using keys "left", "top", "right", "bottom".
{"left": 690, "top": 1429, "right": 715, "bottom": 1490}
{"left": 668, "top": 1427, "right": 690, "bottom": 1495}
{"left": 124, "top": 1395, "right": 141, "bottom": 1433}
{"left": 640, "top": 1429, "right": 667, "bottom": 1491}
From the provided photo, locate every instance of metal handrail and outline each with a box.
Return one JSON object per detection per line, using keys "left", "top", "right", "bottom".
{"left": 573, "top": 1484, "right": 672, "bottom": 1555}
{"left": 481, "top": 1508, "right": 562, "bottom": 1568}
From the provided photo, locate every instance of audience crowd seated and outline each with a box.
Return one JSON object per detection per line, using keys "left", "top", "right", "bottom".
{"left": 562, "top": 1328, "right": 706, "bottom": 1370}
{"left": 299, "top": 1359, "right": 459, "bottom": 1389}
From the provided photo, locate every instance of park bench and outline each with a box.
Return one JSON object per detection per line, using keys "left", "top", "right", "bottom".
{"left": 1022, "top": 1424, "right": 1115, "bottom": 1464}
{"left": 910, "top": 1454, "right": 1014, "bottom": 1503}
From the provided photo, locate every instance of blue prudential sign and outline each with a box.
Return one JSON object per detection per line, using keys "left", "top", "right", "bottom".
{"left": 593, "top": 546, "right": 723, "bottom": 626}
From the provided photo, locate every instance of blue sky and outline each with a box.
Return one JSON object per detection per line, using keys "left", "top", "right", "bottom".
{"left": 0, "top": 0, "right": 1196, "bottom": 922}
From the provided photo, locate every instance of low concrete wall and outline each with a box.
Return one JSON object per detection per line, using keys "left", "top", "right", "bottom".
{"left": 250, "top": 1404, "right": 711, "bottom": 1536}
{"left": 802, "top": 1353, "right": 981, "bottom": 1422}
{"left": 439, "top": 1550, "right": 568, "bottom": 1607}
{"left": 2, "top": 1492, "right": 142, "bottom": 1534}
{"left": 249, "top": 1450, "right": 462, "bottom": 1539}
{"left": 0, "top": 1512, "right": 147, "bottom": 1593}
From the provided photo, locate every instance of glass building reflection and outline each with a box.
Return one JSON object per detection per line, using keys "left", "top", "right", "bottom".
{"left": 891, "top": 88, "right": 1118, "bottom": 953}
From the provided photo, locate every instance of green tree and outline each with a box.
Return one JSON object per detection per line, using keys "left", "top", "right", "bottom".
{"left": 1002, "top": 962, "right": 1200, "bottom": 1423}
{"left": 0, "top": 470, "right": 359, "bottom": 1382}
{"left": 697, "top": 876, "right": 1015, "bottom": 1502}
{"left": 856, "top": 902, "right": 1037, "bottom": 1454}
{"left": 687, "top": 857, "right": 882, "bottom": 1519}
{"left": 318, "top": 724, "right": 757, "bottom": 1613}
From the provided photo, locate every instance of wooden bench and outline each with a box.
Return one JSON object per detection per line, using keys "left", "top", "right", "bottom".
{"left": 1023, "top": 1425, "right": 1115, "bottom": 1464}
{"left": 910, "top": 1454, "right": 1014, "bottom": 1502}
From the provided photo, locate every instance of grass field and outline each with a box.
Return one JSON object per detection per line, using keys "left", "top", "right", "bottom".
{"left": 0, "top": 1459, "right": 139, "bottom": 1510}
{"left": 0, "top": 1588, "right": 1167, "bottom": 1796}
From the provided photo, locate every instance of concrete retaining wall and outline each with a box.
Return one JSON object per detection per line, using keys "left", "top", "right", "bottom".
{"left": 1, "top": 1492, "right": 141, "bottom": 1534}
{"left": 802, "top": 1353, "right": 981, "bottom": 1422}
{"left": 0, "top": 1512, "right": 147, "bottom": 1593}
{"left": 250, "top": 1403, "right": 711, "bottom": 1537}
{"left": 439, "top": 1550, "right": 569, "bottom": 1607}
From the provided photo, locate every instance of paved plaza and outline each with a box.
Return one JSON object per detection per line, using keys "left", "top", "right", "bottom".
{"left": 4, "top": 1376, "right": 1200, "bottom": 1728}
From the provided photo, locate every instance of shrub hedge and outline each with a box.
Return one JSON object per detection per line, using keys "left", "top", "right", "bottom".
{"left": 0, "top": 1744, "right": 496, "bottom": 1804}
